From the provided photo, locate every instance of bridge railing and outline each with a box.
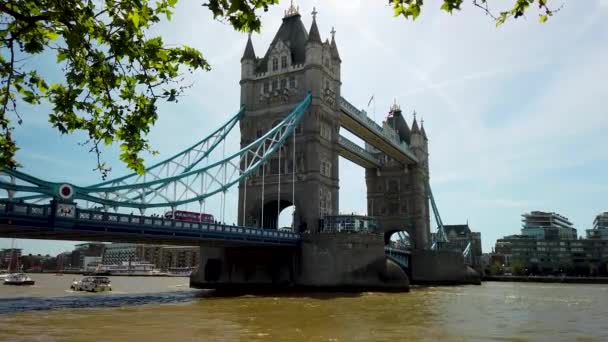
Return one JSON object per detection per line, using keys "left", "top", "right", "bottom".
{"left": 385, "top": 246, "right": 410, "bottom": 268}
{"left": 0, "top": 200, "right": 300, "bottom": 242}
{"left": 339, "top": 97, "right": 417, "bottom": 162}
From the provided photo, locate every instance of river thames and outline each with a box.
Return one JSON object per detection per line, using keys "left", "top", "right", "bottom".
{"left": 1, "top": 274, "right": 607, "bottom": 341}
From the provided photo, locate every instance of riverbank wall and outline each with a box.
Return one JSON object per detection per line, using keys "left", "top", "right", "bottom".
{"left": 484, "top": 275, "right": 608, "bottom": 284}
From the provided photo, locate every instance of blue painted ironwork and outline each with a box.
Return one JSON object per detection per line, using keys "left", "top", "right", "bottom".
{"left": 385, "top": 246, "right": 410, "bottom": 269}
{"left": 0, "top": 200, "right": 299, "bottom": 246}
{"left": 0, "top": 94, "right": 312, "bottom": 209}
{"left": 10, "top": 107, "right": 245, "bottom": 204}
{"left": 462, "top": 241, "right": 473, "bottom": 265}
{"left": 428, "top": 182, "right": 448, "bottom": 250}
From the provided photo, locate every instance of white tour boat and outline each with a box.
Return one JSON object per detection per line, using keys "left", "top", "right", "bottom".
{"left": 3, "top": 273, "right": 35, "bottom": 286}
{"left": 70, "top": 276, "right": 112, "bottom": 292}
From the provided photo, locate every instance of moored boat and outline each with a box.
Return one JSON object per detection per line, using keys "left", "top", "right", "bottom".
{"left": 3, "top": 273, "right": 35, "bottom": 286}
{"left": 70, "top": 276, "right": 112, "bottom": 292}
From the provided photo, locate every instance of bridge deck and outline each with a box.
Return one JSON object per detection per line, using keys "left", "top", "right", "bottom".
{"left": 339, "top": 97, "right": 418, "bottom": 165}
{"left": 0, "top": 201, "right": 299, "bottom": 247}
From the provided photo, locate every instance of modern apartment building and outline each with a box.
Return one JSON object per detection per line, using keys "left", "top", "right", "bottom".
{"left": 587, "top": 212, "right": 608, "bottom": 240}
{"left": 521, "top": 211, "right": 577, "bottom": 240}
{"left": 492, "top": 211, "right": 608, "bottom": 275}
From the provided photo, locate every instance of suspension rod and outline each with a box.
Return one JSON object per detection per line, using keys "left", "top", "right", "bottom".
{"left": 292, "top": 126, "right": 296, "bottom": 231}
{"left": 261, "top": 143, "right": 266, "bottom": 229}
{"left": 277, "top": 146, "right": 281, "bottom": 229}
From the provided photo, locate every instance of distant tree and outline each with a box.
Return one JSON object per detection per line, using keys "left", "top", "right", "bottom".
{"left": 489, "top": 261, "right": 503, "bottom": 275}
{"left": 0, "top": 0, "right": 560, "bottom": 177}
{"left": 510, "top": 259, "right": 525, "bottom": 275}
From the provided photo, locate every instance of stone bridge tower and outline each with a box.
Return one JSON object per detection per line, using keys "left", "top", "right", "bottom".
{"left": 238, "top": 5, "right": 342, "bottom": 233}
{"left": 365, "top": 105, "right": 431, "bottom": 249}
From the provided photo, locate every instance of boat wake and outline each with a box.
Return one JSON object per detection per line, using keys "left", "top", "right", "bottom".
{"left": 0, "top": 290, "right": 210, "bottom": 314}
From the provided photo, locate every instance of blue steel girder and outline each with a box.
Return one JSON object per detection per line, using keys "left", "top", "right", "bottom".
{"left": 427, "top": 182, "right": 448, "bottom": 249}
{"left": 9, "top": 106, "right": 244, "bottom": 204}
{"left": 337, "top": 135, "right": 382, "bottom": 169}
{"left": 0, "top": 94, "right": 312, "bottom": 209}
{"left": 338, "top": 97, "right": 418, "bottom": 165}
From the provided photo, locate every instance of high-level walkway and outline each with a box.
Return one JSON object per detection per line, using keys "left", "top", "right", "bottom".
{"left": 339, "top": 97, "right": 418, "bottom": 166}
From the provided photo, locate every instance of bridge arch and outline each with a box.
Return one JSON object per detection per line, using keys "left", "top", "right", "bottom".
{"left": 385, "top": 229, "right": 413, "bottom": 249}
{"left": 384, "top": 228, "right": 412, "bottom": 281}
{"left": 243, "top": 193, "right": 303, "bottom": 231}
{"left": 261, "top": 198, "right": 294, "bottom": 230}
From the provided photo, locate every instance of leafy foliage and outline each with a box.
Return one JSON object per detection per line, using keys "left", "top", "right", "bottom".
{"left": 489, "top": 262, "right": 504, "bottom": 275}
{"left": 0, "top": 0, "right": 209, "bottom": 177}
{"left": 205, "top": 0, "right": 279, "bottom": 32}
{"left": 389, "top": 0, "right": 561, "bottom": 25}
{"left": 510, "top": 259, "right": 525, "bottom": 275}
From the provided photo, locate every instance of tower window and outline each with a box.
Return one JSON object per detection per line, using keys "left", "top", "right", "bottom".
{"left": 272, "top": 58, "right": 278, "bottom": 71}
{"left": 280, "top": 79, "right": 287, "bottom": 89}
{"left": 281, "top": 56, "right": 287, "bottom": 69}
{"left": 289, "top": 76, "right": 296, "bottom": 88}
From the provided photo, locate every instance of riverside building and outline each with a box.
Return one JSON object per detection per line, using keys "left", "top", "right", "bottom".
{"left": 586, "top": 212, "right": 608, "bottom": 240}
{"left": 521, "top": 211, "right": 577, "bottom": 240}
{"left": 492, "top": 211, "right": 608, "bottom": 275}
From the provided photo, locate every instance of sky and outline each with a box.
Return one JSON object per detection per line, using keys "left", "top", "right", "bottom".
{"left": 2, "top": 0, "right": 607, "bottom": 255}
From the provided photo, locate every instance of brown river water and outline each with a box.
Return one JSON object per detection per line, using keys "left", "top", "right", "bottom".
{"left": 1, "top": 274, "right": 607, "bottom": 341}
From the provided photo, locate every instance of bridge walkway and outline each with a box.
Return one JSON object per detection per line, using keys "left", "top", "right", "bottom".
{"left": 339, "top": 97, "right": 418, "bottom": 166}
{"left": 0, "top": 200, "right": 299, "bottom": 247}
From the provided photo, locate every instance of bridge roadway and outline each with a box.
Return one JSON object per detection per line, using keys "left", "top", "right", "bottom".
{"left": 0, "top": 200, "right": 299, "bottom": 247}
{"left": 338, "top": 97, "right": 418, "bottom": 166}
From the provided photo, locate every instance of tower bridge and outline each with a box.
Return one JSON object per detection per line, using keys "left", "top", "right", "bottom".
{"left": 0, "top": 4, "right": 479, "bottom": 291}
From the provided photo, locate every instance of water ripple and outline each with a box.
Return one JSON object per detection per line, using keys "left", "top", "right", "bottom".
{"left": 0, "top": 290, "right": 208, "bottom": 314}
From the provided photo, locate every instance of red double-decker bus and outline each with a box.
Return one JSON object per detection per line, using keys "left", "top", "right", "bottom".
{"left": 164, "top": 210, "right": 214, "bottom": 223}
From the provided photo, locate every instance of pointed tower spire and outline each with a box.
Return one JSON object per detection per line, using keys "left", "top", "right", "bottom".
{"left": 421, "top": 117, "right": 428, "bottom": 141}
{"left": 241, "top": 32, "right": 256, "bottom": 61}
{"left": 411, "top": 111, "right": 420, "bottom": 134}
{"left": 307, "top": 7, "right": 322, "bottom": 44}
{"left": 284, "top": 0, "right": 300, "bottom": 18}
{"left": 330, "top": 26, "right": 341, "bottom": 61}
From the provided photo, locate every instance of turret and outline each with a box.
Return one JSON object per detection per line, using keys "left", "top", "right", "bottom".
{"left": 410, "top": 113, "right": 422, "bottom": 145}
{"left": 240, "top": 33, "right": 256, "bottom": 80}
{"left": 410, "top": 112, "right": 425, "bottom": 161}
{"left": 330, "top": 27, "right": 341, "bottom": 81}
{"left": 420, "top": 118, "right": 429, "bottom": 153}
{"left": 305, "top": 7, "right": 322, "bottom": 66}
{"left": 386, "top": 102, "right": 411, "bottom": 145}
{"left": 330, "top": 28, "right": 341, "bottom": 63}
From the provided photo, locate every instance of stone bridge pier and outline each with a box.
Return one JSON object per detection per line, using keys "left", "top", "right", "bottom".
{"left": 190, "top": 245, "right": 297, "bottom": 291}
